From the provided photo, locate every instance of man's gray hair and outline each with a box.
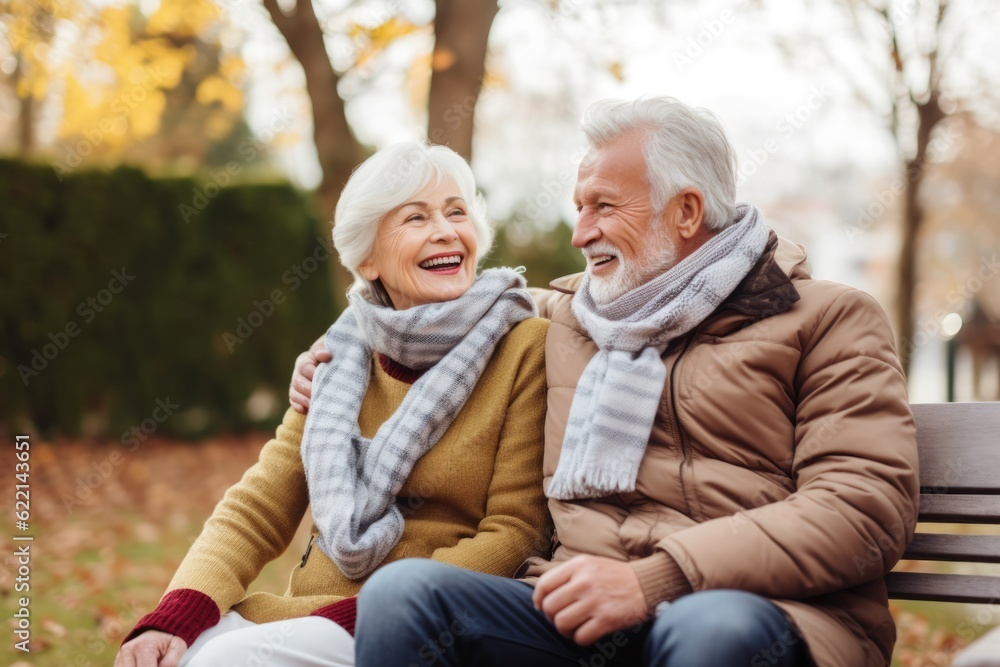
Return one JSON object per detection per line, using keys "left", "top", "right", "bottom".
{"left": 580, "top": 97, "right": 738, "bottom": 231}
{"left": 333, "top": 141, "right": 493, "bottom": 306}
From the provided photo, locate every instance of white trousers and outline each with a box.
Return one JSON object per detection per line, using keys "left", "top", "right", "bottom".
{"left": 179, "top": 611, "right": 354, "bottom": 667}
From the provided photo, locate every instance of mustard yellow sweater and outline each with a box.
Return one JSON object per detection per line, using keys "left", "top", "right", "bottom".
{"left": 131, "top": 318, "right": 550, "bottom": 643}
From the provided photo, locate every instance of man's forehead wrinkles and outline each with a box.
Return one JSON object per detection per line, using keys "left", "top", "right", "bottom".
{"left": 575, "top": 182, "right": 618, "bottom": 201}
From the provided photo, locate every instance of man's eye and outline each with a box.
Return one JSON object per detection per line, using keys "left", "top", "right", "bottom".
{"left": 597, "top": 203, "right": 610, "bottom": 210}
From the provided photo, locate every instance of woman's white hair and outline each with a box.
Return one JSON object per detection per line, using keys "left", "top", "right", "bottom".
{"left": 333, "top": 141, "right": 493, "bottom": 306}
{"left": 580, "top": 97, "right": 737, "bottom": 231}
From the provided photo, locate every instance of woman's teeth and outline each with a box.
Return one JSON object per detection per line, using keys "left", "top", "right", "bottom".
{"left": 420, "top": 256, "right": 462, "bottom": 269}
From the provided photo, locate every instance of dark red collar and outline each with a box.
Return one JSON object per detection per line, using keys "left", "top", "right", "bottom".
{"left": 377, "top": 354, "right": 425, "bottom": 384}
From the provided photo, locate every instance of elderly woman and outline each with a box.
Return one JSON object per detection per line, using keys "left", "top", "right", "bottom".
{"left": 115, "top": 142, "right": 550, "bottom": 667}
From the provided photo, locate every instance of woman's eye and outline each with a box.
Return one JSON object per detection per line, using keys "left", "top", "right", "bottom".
{"left": 405, "top": 214, "right": 425, "bottom": 223}
{"left": 448, "top": 208, "right": 466, "bottom": 217}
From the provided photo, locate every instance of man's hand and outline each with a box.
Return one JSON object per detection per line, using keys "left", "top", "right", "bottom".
{"left": 533, "top": 555, "right": 649, "bottom": 646}
{"left": 114, "top": 630, "right": 187, "bottom": 667}
{"left": 289, "top": 335, "right": 331, "bottom": 414}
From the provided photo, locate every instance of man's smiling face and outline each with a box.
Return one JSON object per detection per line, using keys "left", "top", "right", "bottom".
{"left": 571, "top": 131, "right": 678, "bottom": 304}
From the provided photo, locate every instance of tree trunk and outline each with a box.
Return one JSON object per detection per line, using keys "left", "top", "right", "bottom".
{"left": 896, "top": 92, "right": 945, "bottom": 376}
{"left": 426, "top": 0, "right": 499, "bottom": 160}
{"left": 263, "top": 0, "right": 499, "bottom": 309}
{"left": 263, "top": 0, "right": 368, "bottom": 310}
{"left": 18, "top": 92, "right": 34, "bottom": 155}
{"left": 14, "top": 54, "right": 34, "bottom": 155}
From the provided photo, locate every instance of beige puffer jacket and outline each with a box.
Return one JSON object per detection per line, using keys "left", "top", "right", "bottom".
{"left": 521, "top": 233, "right": 919, "bottom": 667}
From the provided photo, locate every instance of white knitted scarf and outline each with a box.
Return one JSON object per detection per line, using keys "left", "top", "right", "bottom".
{"left": 301, "top": 268, "right": 536, "bottom": 579}
{"left": 546, "top": 203, "right": 770, "bottom": 500}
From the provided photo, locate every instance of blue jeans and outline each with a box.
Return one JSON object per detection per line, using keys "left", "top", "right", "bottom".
{"left": 355, "top": 559, "right": 813, "bottom": 667}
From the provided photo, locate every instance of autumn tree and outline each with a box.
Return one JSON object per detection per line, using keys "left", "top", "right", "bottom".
{"left": 260, "top": 0, "right": 499, "bottom": 304}
{"left": 0, "top": 0, "right": 81, "bottom": 154}
{"left": 850, "top": 0, "right": 952, "bottom": 375}
{"left": 52, "top": 0, "right": 248, "bottom": 175}
{"left": 921, "top": 115, "right": 1000, "bottom": 398}
{"left": 262, "top": 0, "right": 497, "bottom": 213}
{"left": 780, "top": 0, "right": 998, "bottom": 374}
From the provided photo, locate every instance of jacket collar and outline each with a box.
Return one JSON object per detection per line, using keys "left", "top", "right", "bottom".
{"left": 710, "top": 231, "right": 800, "bottom": 318}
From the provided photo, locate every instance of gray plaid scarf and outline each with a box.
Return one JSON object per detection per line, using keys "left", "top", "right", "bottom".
{"left": 301, "top": 267, "right": 536, "bottom": 579}
{"left": 546, "top": 203, "right": 769, "bottom": 500}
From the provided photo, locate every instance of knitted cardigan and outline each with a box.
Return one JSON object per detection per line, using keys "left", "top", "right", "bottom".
{"left": 124, "top": 318, "right": 551, "bottom": 646}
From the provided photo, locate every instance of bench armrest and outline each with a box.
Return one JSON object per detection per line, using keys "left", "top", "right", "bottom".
{"left": 953, "top": 626, "right": 1000, "bottom": 667}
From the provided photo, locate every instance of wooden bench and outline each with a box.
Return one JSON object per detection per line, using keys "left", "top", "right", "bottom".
{"left": 884, "top": 402, "right": 1000, "bottom": 666}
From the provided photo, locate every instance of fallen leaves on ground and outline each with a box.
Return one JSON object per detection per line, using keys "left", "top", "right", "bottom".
{"left": 0, "top": 437, "right": 992, "bottom": 667}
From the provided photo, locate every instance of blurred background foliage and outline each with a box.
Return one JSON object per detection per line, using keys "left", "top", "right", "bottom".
{"left": 0, "top": 156, "right": 582, "bottom": 438}
{"left": 2, "top": 0, "right": 999, "bottom": 440}
{"left": 0, "top": 158, "right": 335, "bottom": 438}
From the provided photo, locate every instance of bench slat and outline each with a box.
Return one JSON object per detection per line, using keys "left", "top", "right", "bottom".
{"left": 918, "top": 494, "right": 1000, "bottom": 523}
{"left": 913, "top": 403, "right": 1000, "bottom": 493}
{"left": 886, "top": 572, "right": 1000, "bottom": 604}
{"left": 903, "top": 533, "right": 1000, "bottom": 563}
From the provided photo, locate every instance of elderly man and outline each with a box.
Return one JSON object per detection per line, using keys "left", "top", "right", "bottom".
{"left": 290, "top": 97, "right": 918, "bottom": 666}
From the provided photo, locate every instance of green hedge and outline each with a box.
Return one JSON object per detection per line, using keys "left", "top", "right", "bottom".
{"left": 0, "top": 159, "right": 337, "bottom": 439}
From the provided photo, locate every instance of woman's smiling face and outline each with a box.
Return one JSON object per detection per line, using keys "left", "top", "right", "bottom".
{"left": 358, "top": 178, "right": 478, "bottom": 310}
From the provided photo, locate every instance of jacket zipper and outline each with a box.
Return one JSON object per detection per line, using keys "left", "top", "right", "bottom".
{"left": 300, "top": 534, "right": 315, "bottom": 568}
{"left": 670, "top": 336, "right": 697, "bottom": 519}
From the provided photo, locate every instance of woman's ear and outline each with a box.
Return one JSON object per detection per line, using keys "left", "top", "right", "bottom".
{"left": 358, "top": 257, "right": 379, "bottom": 281}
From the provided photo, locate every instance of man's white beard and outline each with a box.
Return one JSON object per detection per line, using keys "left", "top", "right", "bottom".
{"left": 585, "top": 226, "right": 677, "bottom": 305}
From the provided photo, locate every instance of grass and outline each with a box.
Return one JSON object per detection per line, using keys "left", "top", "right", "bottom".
{"left": 1, "top": 437, "right": 995, "bottom": 666}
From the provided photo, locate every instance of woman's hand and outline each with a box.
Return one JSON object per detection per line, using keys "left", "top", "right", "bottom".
{"left": 289, "top": 334, "right": 331, "bottom": 414}
{"left": 114, "top": 631, "right": 187, "bottom": 667}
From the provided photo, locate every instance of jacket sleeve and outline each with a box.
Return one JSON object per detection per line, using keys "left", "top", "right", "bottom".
{"left": 166, "top": 408, "right": 309, "bottom": 612}
{"left": 648, "top": 289, "right": 919, "bottom": 601}
{"left": 429, "top": 321, "right": 552, "bottom": 575}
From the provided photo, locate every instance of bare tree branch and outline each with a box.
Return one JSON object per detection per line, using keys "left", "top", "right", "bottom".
{"left": 261, "top": 0, "right": 367, "bottom": 309}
